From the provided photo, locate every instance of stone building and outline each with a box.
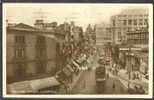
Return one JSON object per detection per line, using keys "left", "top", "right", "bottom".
{"left": 127, "top": 29, "right": 148, "bottom": 48}
{"left": 110, "top": 8, "right": 148, "bottom": 44}
{"left": 95, "top": 23, "right": 112, "bottom": 46}
{"left": 85, "top": 24, "right": 96, "bottom": 46}
{"left": 7, "top": 23, "right": 64, "bottom": 83}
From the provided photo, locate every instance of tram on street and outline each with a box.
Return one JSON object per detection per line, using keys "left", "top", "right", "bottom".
{"left": 95, "top": 63, "right": 106, "bottom": 93}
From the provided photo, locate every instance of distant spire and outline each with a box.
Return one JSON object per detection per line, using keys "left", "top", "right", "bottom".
{"left": 35, "top": 8, "right": 45, "bottom": 20}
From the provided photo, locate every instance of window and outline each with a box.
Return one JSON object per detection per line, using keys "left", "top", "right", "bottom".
{"left": 37, "top": 36, "right": 45, "bottom": 43}
{"left": 128, "top": 27, "right": 132, "bottom": 32}
{"left": 144, "top": 19, "right": 148, "bottom": 25}
{"left": 112, "top": 20, "right": 115, "bottom": 26}
{"left": 36, "top": 62, "right": 46, "bottom": 73}
{"left": 143, "top": 33, "right": 146, "bottom": 39}
{"left": 133, "top": 19, "right": 137, "bottom": 25}
{"left": 139, "top": 19, "right": 143, "bottom": 25}
{"left": 118, "top": 32, "right": 121, "bottom": 39}
{"left": 123, "top": 20, "right": 127, "bottom": 26}
{"left": 37, "top": 48, "right": 45, "bottom": 57}
{"left": 36, "top": 36, "right": 46, "bottom": 58}
{"left": 15, "top": 63, "right": 26, "bottom": 77}
{"left": 15, "top": 35, "right": 25, "bottom": 43}
{"left": 15, "top": 47, "right": 25, "bottom": 58}
{"left": 139, "top": 33, "right": 141, "bottom": 39}
{"left": 128, "top": 19, "right": 132, "bottom": 25}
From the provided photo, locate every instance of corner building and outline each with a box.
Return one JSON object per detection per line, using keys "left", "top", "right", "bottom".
{"left": 7, "top": 23, "right": 64, "bottom": 83}
{"left": 110, "top": 8, "right": 148, "bottom": 44}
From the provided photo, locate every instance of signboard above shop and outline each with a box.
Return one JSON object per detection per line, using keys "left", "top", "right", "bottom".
{"left": 119, "top": 47, "right": 142, "bottom": 51}
{"left": 119, "top": 48, "right": 129, "bottom": 51}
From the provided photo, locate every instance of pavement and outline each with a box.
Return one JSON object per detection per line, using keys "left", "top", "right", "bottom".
{"left": 71, "top": 69, "right": 97, "bottom": 94}
{"left": 103, "top": 75, "right": 128, "bottom": 94}
{"left": 117, "top": 69, "right": 148, "bottom": 94}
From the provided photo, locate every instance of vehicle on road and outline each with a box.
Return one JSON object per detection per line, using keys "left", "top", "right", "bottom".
{"left": 105, "top": 57, "right": 110, "bottom": 65}
{"left": 95, "top": 64, "right": 106, "bottom": 93}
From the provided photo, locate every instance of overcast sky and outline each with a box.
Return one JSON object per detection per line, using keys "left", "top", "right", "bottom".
{"left": 4, "top": 4, "right": 150, "bottom": 30}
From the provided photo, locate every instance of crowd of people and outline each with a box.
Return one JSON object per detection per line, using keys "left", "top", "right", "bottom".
{"left": 54, "top": 31, "right": 96, "bottom": 90}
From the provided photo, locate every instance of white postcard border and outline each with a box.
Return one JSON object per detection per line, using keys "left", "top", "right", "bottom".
{"left": 2, "top": 3, "right": 153, "bottom": 98}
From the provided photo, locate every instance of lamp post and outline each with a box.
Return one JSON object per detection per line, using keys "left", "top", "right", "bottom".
{"left": 128, "top": 47, "right": 131, "bottom": 80}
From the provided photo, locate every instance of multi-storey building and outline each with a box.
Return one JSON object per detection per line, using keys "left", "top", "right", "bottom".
{"left": 96, "top": 23, "right": 112, "bottom": 46}
{"left": 70, "top": 21, "right": 83, "bottom": 43}
{"left": 127, "top": 29, "right": 148, "bottom": 48}
{"left": 7, "top": 23, "right": 64, "bottom": 83}
{"left": 85, "top": 24, "right": 96, "bottom": 46}
{"left": 110, "top": 8, "right": 148, "bottom": 44}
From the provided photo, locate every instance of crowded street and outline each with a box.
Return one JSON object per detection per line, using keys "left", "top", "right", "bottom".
{"left": 6, "top": 5, "right": 150, "bottom": 96}
{"left": 70, "top": 54, "right": 128, "bottom": 94}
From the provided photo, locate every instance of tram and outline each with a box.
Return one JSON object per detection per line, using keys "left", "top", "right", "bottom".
{"left": 95, "top": 64, "right": 106, "bottom": 93}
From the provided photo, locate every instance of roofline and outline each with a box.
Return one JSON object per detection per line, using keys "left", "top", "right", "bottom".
{"left": 7, "top": 27, "right": 55, "bottom": 33}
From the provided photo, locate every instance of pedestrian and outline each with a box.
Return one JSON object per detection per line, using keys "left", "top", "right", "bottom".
{"left": 106, "top": 73, "right": 109, "bottom": 79}
{"left": 128, "top": 82, "right": 130, "bottom": 89}
{"left": 134, "top": 85, "right": 138, "bottom": 93}
{"left": 112, "top": 82, "right": 115, "bottom": 90}
{"left": 138, "top": 86, "right": 145, "bottom": 94}
{"left": 137, "top": 73, "right": 140, "bottom": 79}
{"left": 133, "top": 73, "right": 135, "bottom": 80}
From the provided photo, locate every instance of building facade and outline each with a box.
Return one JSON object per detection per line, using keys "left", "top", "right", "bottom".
{"left": 85, "top": 24, "right": 96, "bottom": 46}
{"left": 110, "top": 8, "right": 148, "bottom": 44}
{"left": 7, "top": 23, "right": 63, "bottom": 83}
{"left": 127, "top": 30, "right": 148, "bottom": 48}
{"left": 96, "top": 23, "right": 112, "bottom": 46}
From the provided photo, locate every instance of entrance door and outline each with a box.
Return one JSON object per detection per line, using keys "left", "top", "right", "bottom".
{"left": 15, "top": 63, "right": 26, "bottom": 81}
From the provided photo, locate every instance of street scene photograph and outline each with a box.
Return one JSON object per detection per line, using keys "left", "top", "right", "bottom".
{"left": 3, "top": 3, "right": 153, "bottom": 98}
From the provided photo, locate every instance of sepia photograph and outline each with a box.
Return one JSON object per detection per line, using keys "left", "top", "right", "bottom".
{"left": 2, "top": 3, "right": 153, "bottom": 98}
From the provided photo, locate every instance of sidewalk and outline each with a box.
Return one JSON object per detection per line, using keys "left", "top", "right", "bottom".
{"left": 68, "top": 70, "right": 84, "bottom": 91}
{"left": 106, "top": 70, "right": 128, "bottom": 93}
{"left": 118, "top": 69, "right": 148, "bottom": 93}
{"left": 107, "top": 69, "right": 148, "bottom": 94}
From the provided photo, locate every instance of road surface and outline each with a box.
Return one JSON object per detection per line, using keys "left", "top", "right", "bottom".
{"left": 70, "top": 56, "right": 128, "bottom": 94}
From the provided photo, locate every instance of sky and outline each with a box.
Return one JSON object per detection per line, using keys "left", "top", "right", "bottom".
{"left": 4, "top": 4, "right": 150, "bottom": 30}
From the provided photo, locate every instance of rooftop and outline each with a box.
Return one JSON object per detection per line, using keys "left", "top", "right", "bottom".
{"left": 7, "top": 23, "right": 55, "bottom": 33}
{"left": 120, "top": 8, "right": 148, "bottom": 15}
